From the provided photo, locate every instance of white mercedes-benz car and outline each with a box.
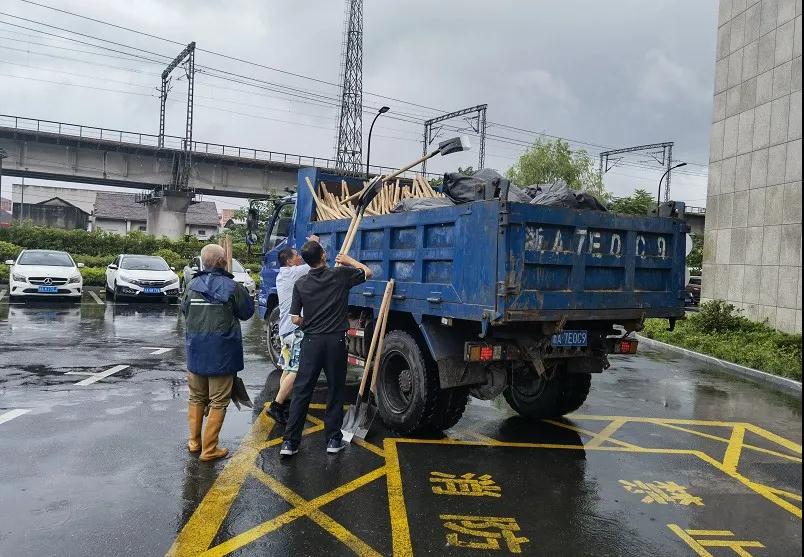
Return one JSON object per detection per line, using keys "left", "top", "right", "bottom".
{"left": 5, "top": 249, "right": 84, "bottom": 301}
{"left": 105, "top": 254, "right": 181, "bottom": 303}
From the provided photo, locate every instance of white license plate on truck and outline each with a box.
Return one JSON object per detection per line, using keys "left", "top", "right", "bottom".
{"left": 551, "top": 330, "right": 588, "bottom": 347}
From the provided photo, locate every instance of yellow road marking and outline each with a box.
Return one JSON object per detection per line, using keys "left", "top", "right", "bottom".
{"left": 352, "top": 437, "right": 385, "bottom": 457}
{"left": 585, "top": 418, "right": 627, "bottom": 449}
{"left": 667, "top": 524, "right": 715, "bottom": 557}
{"left": 723, "top": 425, "right": 746, "bottom": 472}
{"left": 542, "top": 419, "right": 644, "bottom": 450}
{"left": 744, "top": 423, "right": 802, "bottom": 455}
{"left": 685, "top": 530, "right": 737, "bottom": 536}
{"left": 654, "top": 422, "right": 802, "bottom": 463}
{"left": 202, "top": 467, "right": 386, "bottom": 557}
{"left": 569, "top": 414, "right": 743, "bottom": 427}
{"left": 384, "top": 439, "right": 413, "bottom": 557}
{"left": 765, "top": 486, "right": 803, "bottom": 502}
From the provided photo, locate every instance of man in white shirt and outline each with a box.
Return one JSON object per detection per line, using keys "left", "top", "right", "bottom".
{"left": 266, "top": 238, "right": 315, "bottom": 424}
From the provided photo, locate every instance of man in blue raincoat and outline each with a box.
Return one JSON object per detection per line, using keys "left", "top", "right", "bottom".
{"left": 181, "top": 244, "right": 254, "bottom": 461}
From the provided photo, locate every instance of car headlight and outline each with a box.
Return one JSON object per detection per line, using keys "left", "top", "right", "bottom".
{"left": 68, "top": 273, "right": 82, "bottom": 284}
{"left": 167, "top": 277, "right": 179, "bottom": 286}
{"left": 12, "top": 272, "right": 26, "bottom": 282}
{"left": 117, "top": 273, "right": 132, "bottom": 283}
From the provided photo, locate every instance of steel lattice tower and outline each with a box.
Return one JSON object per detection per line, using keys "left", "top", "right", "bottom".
{"left": 334, "top": 0, "right": 363, "bottom": 174}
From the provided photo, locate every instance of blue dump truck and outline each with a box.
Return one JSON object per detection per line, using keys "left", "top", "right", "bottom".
{"left": 259, "top": 167, "right": 688, "bottom": 434}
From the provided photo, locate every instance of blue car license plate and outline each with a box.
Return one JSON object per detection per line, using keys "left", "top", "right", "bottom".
{"left": 551, "top": 330, "right": 588, "bottom": 347}
{"left": 37, "top": 285, "right": 58, "bottom": 293}
{"left": 143, "top": 287, "right": 162, "bottom": 294}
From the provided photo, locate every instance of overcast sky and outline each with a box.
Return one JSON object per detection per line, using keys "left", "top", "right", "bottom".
{"left": 0, "top": 0, "right": 717, "bottom": 211}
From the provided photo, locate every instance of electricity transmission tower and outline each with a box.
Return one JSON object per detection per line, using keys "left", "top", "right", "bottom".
{"left": 599, "top": 142, "right": 675, "bottom": 201}
{"left": 157, "top": 41, "right": 196, "bottom": 190}
{"left": 422, "top": 104, "right": 487, "bottom": 175}
{"left": 334, "top": 0, "right": 363, "bottom": 174}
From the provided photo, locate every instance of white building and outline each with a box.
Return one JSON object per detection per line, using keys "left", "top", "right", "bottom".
{"left": 92, "top": 192, "right": 220, "bottom": 238}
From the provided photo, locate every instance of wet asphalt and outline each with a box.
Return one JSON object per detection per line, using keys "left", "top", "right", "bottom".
{"left": 0, "top": 289, "right": 801, "bottom": 557}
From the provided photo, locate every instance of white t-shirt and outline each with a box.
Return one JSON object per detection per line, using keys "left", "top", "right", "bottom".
{"left": 276, "top": 263, "right": 310, "bottom": 338}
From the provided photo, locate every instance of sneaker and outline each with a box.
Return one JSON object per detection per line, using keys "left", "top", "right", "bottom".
{"left": 326, "top": 438, "right": 347, "bottom": 454}
{"left": 266, "top": 401, "right": 287, "bottom": 425}
{"left": 279, "top": 440, "right": 298, "bottom": 457}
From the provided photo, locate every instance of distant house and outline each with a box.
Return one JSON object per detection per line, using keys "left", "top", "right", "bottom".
{"left": 92, "top": 192, "right": 219, "bottom": 238}
{"left": 12, "top": 196, "right": 90, "bottom": 230}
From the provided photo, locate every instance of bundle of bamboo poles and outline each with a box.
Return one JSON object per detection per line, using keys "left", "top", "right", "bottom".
{"left": 305, "top": 175, "right": 444, "bottom": 221}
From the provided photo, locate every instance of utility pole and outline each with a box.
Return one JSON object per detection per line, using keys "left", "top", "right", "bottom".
{"left": 334, "top": 0, "right": 364, "bottom": 175}
{"left": 422, "top": 104, "right": 487, "bottom": 175}
{"left": 599, "top": 142, "right": 677, "bottom": 201}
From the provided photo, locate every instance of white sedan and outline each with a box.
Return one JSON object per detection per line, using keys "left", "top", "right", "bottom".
{"left": 182, "top": 256, "right": 256, "bottom": 297}
{"left": 105, "top": 254, "right": 181, "bottom": 303}
{"left": 5, "top": 249, "right": 84, "bottom": 301}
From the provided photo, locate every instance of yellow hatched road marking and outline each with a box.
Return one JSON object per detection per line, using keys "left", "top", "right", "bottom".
{"left": 723, "top": 425, "right": 746, "bottom": 472}
{"left": 667, "top": 524, "right": 716, "bottom": 557}
{"left": 542, "top": 419, "right": 644, "bottom": 450}
{"left": 585, "top": 418, "right": 627, "bottom": 449}
{"left": 384, "top": 438, "right": 413, "bottom": 557}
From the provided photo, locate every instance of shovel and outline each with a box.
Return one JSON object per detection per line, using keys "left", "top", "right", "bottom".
{"left": 342, "top": 279, "right": 394, "bottom": 442}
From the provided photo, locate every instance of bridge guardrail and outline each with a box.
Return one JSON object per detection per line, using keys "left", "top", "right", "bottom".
{"left": 0, "top": 114, "right": 438, "bottom": 180}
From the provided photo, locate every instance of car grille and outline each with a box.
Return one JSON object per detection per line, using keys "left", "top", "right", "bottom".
{"left": 132, "top": 279, "right": 171, "bottom": 287}
{"left": 28, "top": 277, "right": 69, "bottom": 285}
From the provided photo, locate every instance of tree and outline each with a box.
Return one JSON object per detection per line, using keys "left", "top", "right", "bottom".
{"left": 506, "top": 139, "right": 607, "bottom": 198}
{"left": 687, "top": 233, "right": 703, "bottom": 274}
{"left": 223, "top": 197, "right": 279, "bottom": 244}
{"left": 608, "top": 188, "right": 655, "bottom": 215}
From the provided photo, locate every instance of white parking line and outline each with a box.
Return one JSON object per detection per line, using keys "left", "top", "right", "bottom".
{"left": 72, "top": 364, "right": 130, "bottom": 386}
{"left": 142, "top": 347, "right": 173, "bottom": 355}
{"left": 0, "top": 289, "right": 6, "bottom": 302}
{"left": 0, "top": 409, "right": 31, "bottom": 425}
{"left": 87, "top": 290, "right": 104, "bottom": 305}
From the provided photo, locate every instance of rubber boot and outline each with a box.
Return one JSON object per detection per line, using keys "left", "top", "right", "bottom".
{"left": 187, "top": 403, "right": 204, "bottom": 453}
{"left": 200, "top": 407, "right": 229, "bottom": 462}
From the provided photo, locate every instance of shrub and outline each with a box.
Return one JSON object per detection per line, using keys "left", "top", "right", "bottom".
{"left": 0, "top": 240, "right": 21, "bottom": 261}
{"left": 0, "top": 263, "right": 8, "bottom": 282}
{"left": 153, "top": 248, "right": 186, "bottom": 270}
{"left": 689, "top": 300, "right": 751, "bottom": 333}
{"left": 73, "top": 254, "right": 116, "bottom": 268}
{"left": 79, "top": 267, "right": 107, "bottom": 286}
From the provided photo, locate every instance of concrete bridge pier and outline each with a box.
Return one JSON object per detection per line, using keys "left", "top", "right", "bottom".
{"left": 144, "top": 190, "right": 193, "bottom": 239}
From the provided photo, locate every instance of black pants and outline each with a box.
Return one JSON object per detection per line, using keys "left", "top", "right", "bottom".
{"left": 284, "top": 331, "right": 347, "bottom": 446}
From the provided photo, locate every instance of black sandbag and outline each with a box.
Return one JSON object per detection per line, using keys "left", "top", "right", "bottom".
{"left": 528, "top": 181, "right": 607, "bottom": 211}
{"left": 391, "top": 197, "right": 455, "bottom": 213}
{"left": 442, "top": 168, "right": 531, "bottom": 204}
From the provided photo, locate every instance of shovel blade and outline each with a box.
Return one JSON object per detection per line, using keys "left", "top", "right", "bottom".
{"left": 341, "top": 397, "right": 378, "bottom": 442}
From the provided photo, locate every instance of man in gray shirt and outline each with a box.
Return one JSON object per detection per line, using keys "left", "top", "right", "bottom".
{"left": 266, "top": 237, "right": 315, "bottom": 425}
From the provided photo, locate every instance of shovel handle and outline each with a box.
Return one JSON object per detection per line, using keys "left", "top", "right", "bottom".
{"left": 357, "top": 279, "right": 394, "bottom": 397}
{"left": 370, "top": 281, "right": 393, "bottom": 394}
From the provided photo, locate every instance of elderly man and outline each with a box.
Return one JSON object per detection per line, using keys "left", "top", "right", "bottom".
{"left": 182, "top": 244, "right": 254, "bottom": 462}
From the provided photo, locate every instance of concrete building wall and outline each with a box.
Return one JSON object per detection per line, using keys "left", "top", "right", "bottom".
{"left": 93, "top": 218, "right": 127, "bottom": 235}
{"left": 187, "top": 224, "right": 216, "bottom": 239}
{"left": 704, "top": 0, "right": 802, "bottom": 333}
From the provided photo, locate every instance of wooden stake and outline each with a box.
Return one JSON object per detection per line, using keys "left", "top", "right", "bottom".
{"left": 370, "top": 279, "right": 394, "bottom": 394}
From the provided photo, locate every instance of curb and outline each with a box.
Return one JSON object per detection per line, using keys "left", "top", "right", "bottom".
{"left": 636, "top": 334, "right": 802, "bottom": 395}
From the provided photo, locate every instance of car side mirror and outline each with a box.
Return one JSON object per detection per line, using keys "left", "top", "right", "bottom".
{"left": 245, "top": 269, "right": 252, "bottom": 274}
{"left": 4, "top": 259, "right": 14, "bottom": 265}
{"left": 190, "top": 265, "right": 198, "bottom": 271}
{"left": 108, "top": 264, "right": 118, "bottom": 270}
{"left": 77, "top": 262, "right": 85, "bottom": 268}
{"left": 170, "top": 266, "right": 176, "bottom": 271}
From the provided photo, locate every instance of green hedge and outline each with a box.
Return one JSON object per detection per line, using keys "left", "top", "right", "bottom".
{"left": 0, "top": 263, "right": 8, "bottom": 282}
{"left": 80, "top": 267, "right": 107, "bottom": 286}
{"left": 642, "top": 301, "right": 802, "bottom": 380}
{"left": 0, "top": 224, "right": 263, "bottom": 271}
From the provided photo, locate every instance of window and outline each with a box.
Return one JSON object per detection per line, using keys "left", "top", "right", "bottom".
{"left": 120, "top": 256, "right": 170, "bottom": 271}
{"left": 265, "top": 202, "right": 295, "bottom": 250}
{"left": 17, "top": 250, "right": 74, "bottom": 267}
{"left": 138, "top": 225, "right": 146, "bottom": 231}
{"left": 197, "top": 229, "right": 206, "bottom": 236}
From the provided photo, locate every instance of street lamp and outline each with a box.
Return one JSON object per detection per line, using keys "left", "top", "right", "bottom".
{"left": 0, "top": 148, "right": 6, "bottom": 221}
{"left": 657, "top": 162, "right": 687, "bottom": 210}
{"left": 366, "top": 106, "right": 390, "bottom": 179}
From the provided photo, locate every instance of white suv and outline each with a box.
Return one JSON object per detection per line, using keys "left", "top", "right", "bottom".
{"left": 5, "top": 249, "right": 84, "bottom": 301}
{"left": 105, "top": 254, "right": 181, "bottom": 302}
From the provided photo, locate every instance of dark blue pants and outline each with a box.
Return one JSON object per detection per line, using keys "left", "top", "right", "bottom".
{"left": 283, "top": 332, "right": 347, "bottom": 446}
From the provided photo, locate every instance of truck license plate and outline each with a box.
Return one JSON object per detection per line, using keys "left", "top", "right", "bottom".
{"left": 551, "top": 330, "right": 588, "bottom": 347}
{"left": 37, "top": 285, "right": 58, "bottom": 293}
{"left": 143, "top": 287, "right": 162, "bottom": 294}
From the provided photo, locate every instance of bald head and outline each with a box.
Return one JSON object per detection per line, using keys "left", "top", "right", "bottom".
{"left": 201, "top": 244, "right": 227, "bottom": 270}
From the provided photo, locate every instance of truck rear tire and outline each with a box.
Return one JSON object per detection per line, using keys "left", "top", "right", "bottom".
{"left": 376, "top": 330, "right": 440, "bottom": 434}
{"left": 428, "top": 387, "right": 470, "bottom": 431}
{"left": 503, "top": 366, "right": 591, "bottom": 419}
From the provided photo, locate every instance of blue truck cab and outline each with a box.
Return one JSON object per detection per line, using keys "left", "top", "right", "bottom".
{"left": 259, "top": 167, "right": 688, "bottom": 433}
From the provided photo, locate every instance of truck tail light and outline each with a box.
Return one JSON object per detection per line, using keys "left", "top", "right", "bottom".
{"left": 613, "top": 339, "right": 638, "bottom": 354}
{"left": 466, "top": 343, "right": 505, "bottom": 362}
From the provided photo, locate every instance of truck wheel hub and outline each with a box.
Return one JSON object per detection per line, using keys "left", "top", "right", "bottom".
{"left": 398, "top": 369, "right": 413, "bottom": 395}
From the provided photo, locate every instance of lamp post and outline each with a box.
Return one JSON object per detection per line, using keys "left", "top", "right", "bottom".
{"left": 0, "top": 148, "right": 6, "bottom": 222}
{"left": 657, "top": 162, "right": 687, "bottom": 210}
{"left": 366, "top": 106, "right": 390, "bottom": 179}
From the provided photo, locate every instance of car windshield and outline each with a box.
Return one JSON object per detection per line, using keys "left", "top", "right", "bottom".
{"left": 690, "top": 277, "right": 701, "bottom": 285}
{"left": 121, "top": 256, "right": 170, "bottom": 271}
{"left": 231, "top": 259, "right": 245, "bottom": 273}
{"left": 17, "top": 251, "right": 74, "bottom": 267}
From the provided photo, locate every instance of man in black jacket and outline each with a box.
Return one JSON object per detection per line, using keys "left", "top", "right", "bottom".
{"left": 280, "top": 240, "right": 372, "bottom": 456}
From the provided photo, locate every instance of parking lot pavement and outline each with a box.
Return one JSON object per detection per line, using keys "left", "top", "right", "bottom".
{"left": 0, "top": 297, "right": 801, "bottom": 556}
